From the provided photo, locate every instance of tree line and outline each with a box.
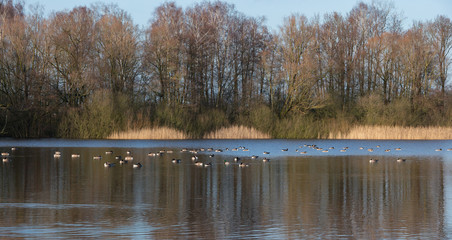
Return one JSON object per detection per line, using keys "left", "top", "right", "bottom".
{"left": 0, "top": 0, "right": 451, "bottom": 138}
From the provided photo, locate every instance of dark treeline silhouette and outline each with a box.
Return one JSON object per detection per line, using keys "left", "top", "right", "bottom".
{"left": 0, "top": 0, "right": 451, "bottom": 138}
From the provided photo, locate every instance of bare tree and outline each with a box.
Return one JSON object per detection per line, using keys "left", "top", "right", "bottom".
{"left": 94, "top": 4, "right": 140, "bottom": 96}
{"left": 143, "top": 2, "right": 184, "bottom": 107}
{"left": 399, "top": 23, "right": 435, "bottom": 107}
{"left": 427, "top": 16, "right": 452, "bottom": 108}
{"left": 279, "top": 14, "right": 323, "bottom": 115}
{"left": 48, "top": 7, "right": 96, "bottom": 107}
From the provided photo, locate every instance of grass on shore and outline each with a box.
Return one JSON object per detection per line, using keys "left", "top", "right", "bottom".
{"left": 203, "top": 125, "right": 271, "bottom": 139}
{"left": 108, "top": 125, "right": 452, "bottom": 140}
{"left": 330, "top": 125, "right": 452, "bottom": 140}
{"left": 108, "top": 125, "right": 270, "bottom": 139}
{"left": 108, "top": 127, "right": 188, "bottom": 140}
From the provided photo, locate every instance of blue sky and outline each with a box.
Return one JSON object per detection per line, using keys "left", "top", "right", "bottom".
{"left": 30, "top": 0, "right": 452, "bottom": 30}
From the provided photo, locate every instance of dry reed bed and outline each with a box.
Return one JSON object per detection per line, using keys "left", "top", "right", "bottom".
{"left": 330, "top": 125, "right": 452, "bottom": 140}
{"left": 203, "top": 125, "right": 271, "bottom": 139}
{"left": 108, "top": 127, "right": 188, "bottom": 140}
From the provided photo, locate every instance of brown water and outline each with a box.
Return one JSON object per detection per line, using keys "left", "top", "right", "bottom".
{"left": 1, "top": 139, "right": 452, "bottom": 239}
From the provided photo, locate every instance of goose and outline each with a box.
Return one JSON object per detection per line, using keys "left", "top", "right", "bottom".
{"left": 224, "top": 160, "right": 230, "bottom": 166}
{"left": 2, "top": 157, "right": 10, "bottom": 163}
{"left": 126, "top": 151, "right": 131, "bottom": 155}
{"left": 119, "top": 159, "right": 128, "bottom": 164}
{"left": 397, "top": 158, "right": 406, "bottom": 163}
{"left": 209, "top": 154, "right": 215, "bottom": 158}
{"left": 133, "top": 163, "right": 142, "bottom": 168}
{"left": 369, "top": 159, "right": 378, "bottom": 163}
{"left": 263, "top": 151, "right": 270, "bottom": 155}
{"left": 194, "top": 162, "right": 204, "bottom": 166}
{"left": 115, "top": 155, "right": 122, "bottom": 160}
{"left": 204, "top": 162, "right": 212, "bottom": 167}
{"left": 281, "top": 148, "right": 288, "bottom": 152}
{"left": 395, "top": 148, "right": 402, "bottom": 151}
{"left": 71, "top": 154, "right": 80, "bottom": 158}
{"left": 172, "top": 159, "right": 181, "bottom": 164}
{"left": 104, "top": 162, "right": 115, "bottom": 167}
{"left": 11, "top": 147, "right": 16, "bottom": 151}
{"left": 1, "top": 152, "right": 10, "bottom": 156}
{"left": 251, "top": 155, "right": 258, "bottom": 159}
{"left": 105, "top": 151, "right": 113, "bottom": 154}
{"left": 191, "top": 156, "right": 198, "bottom": 161}
{"left": 239, "top": 162, "right": 249, "bottom": 167}
{"left": 262, "top": 158, "right": 270, "bottom": 162}
{"left": 124, "top": 156, "right": 133, "bottom": 161}
{"left": 435, "top": 148, "right": 442, "bottom": 152}
{"left": 93, "top": 156, "right": 102, "bottom": 160}
{"left": 300, "top": 151, "right": 307, "bottom": 154}
{"left": 54, "top": 152, "right": 61, "bottom": 158}
{"left": 234, "top": 157, "right": 240, "bottom": 162}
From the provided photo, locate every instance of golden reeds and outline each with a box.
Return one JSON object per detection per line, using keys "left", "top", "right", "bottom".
{"left": 330, "top": 125, "right": 452, "bottom": 140}
{"left": 203, "top": 125, "right": 271, "bottom": 139}
{"left": 108, "top": 127, "right": 188, "bottom": 140}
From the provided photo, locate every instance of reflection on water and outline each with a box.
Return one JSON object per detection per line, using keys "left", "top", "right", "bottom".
{"left": 0, "top": 140, "right": 452, "bottom": 238}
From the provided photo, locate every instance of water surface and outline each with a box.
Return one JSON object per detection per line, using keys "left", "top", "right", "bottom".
{"left": 1, "top": 139, "right": 452, "bottom": 239}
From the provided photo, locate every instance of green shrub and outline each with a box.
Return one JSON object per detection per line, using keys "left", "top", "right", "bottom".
{"left": 237, "top": 104, "right": 276, "bottom": 135}
{"left": 154, "top": 104, "right": 191, "bottom": 134}
{"left": 194, "top": 108, "right": 229, "bottom": 137}
{"left": 57, "top": 90, "right": 128, "bottom": 138}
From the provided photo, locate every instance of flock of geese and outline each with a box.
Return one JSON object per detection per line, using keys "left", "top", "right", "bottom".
{"left": 147, "top": 147, "right": 263, "bottom": 168}
{"left": 53, "top": 150, "right": 144, "bottom": 168}
{"left": 368, "top": 158, "right": 406, "bottom": 163}
{"left": 1, "top": 145, "right": 452, "bottom": 167}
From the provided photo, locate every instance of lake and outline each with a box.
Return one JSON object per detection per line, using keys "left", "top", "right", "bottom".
{"left": 1, "top": 139, "right": 452, "bottom": 239}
